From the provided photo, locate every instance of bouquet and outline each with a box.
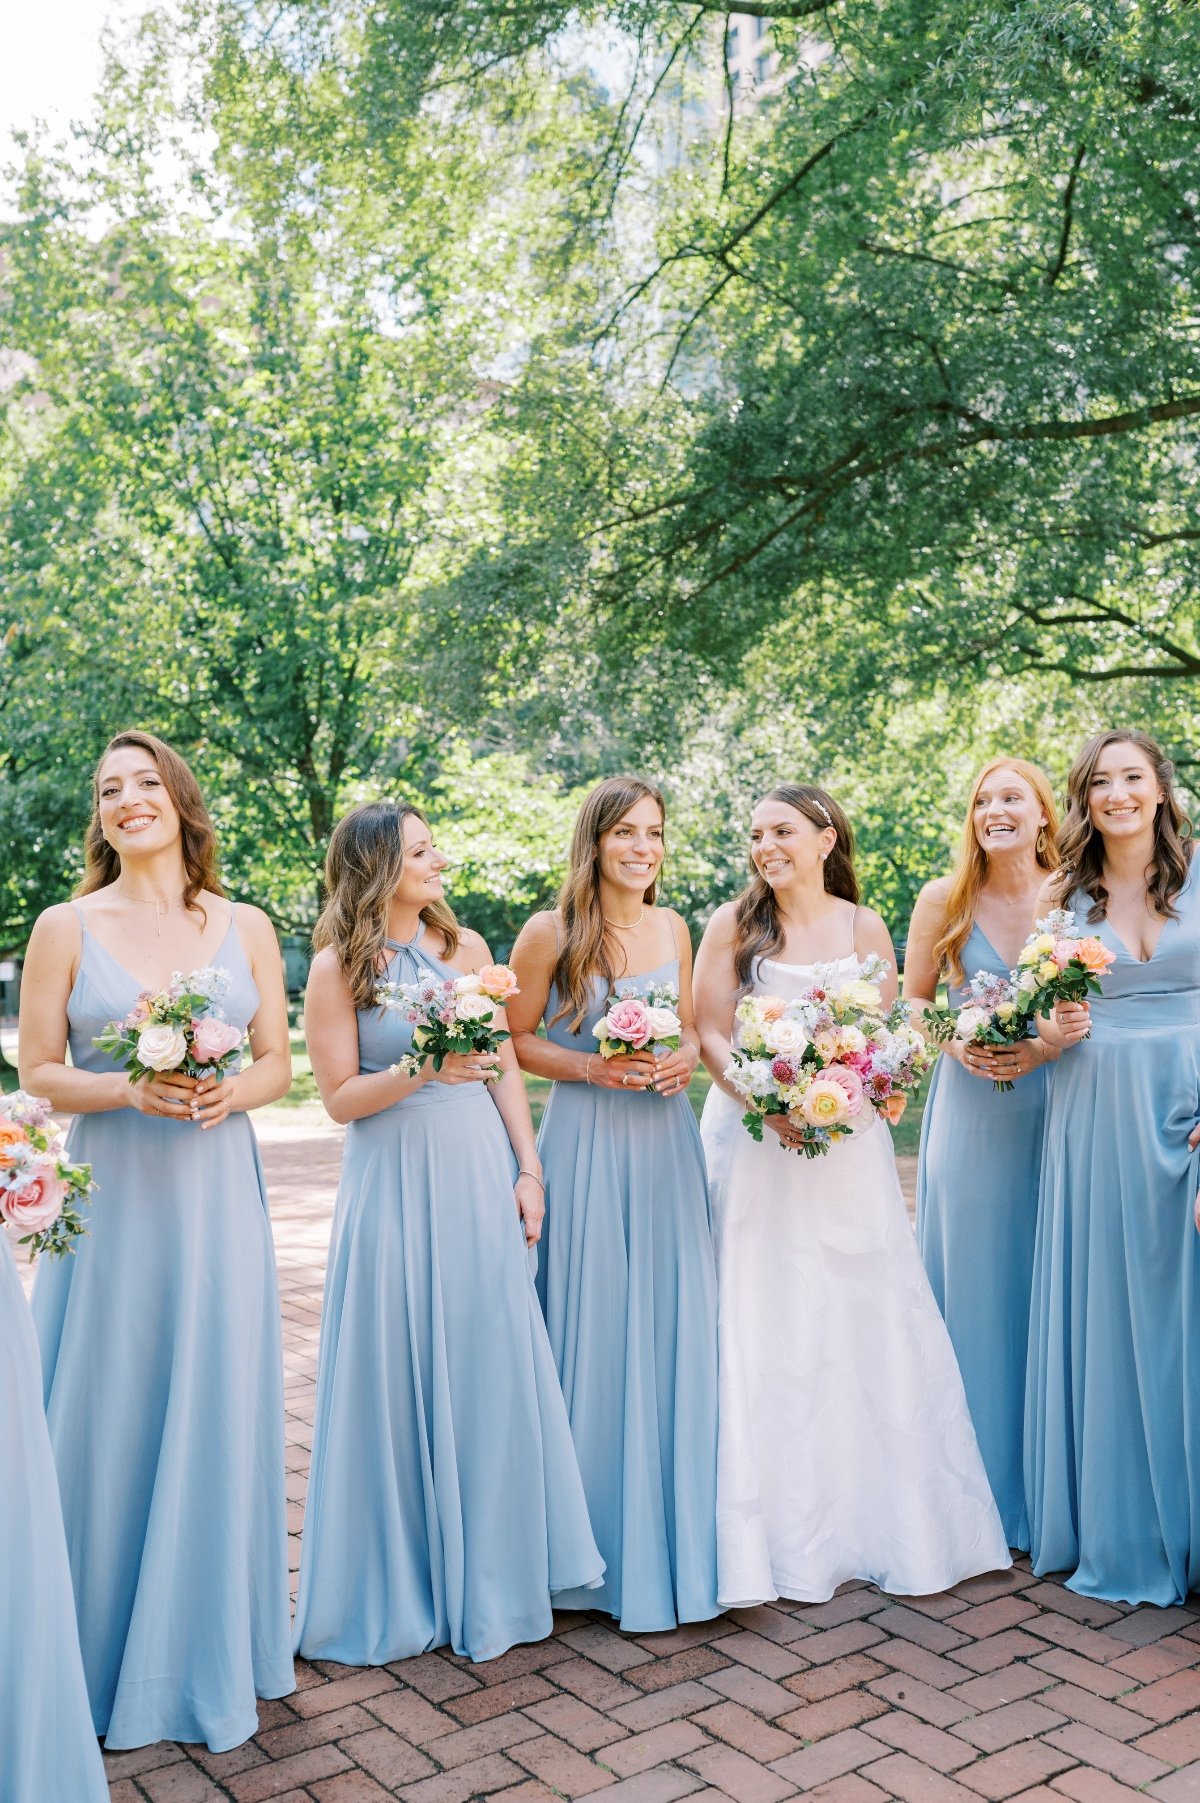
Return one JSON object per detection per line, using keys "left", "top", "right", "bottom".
{"left": 0, "top": 1091, "right": 94, "bottom": 1262}
{"left": 595, "top": 979, "right": 684, "bottom": 1071}
{"left": 94, "top": 966, "right": 244, "bottom": 1085}
{"left": 1013, "top": 909, "right": 1115, "bottom": 1032}
{"left": 376, "top": 963, "right": 519, "bottom": 1079}
{"left": 924, "top": 971, "right": 1029, "bottom": 1092}
{"left": 725, "top": 957, "right": 932, "bottom": 1157}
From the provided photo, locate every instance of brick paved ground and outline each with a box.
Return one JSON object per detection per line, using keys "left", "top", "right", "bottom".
{"left": 17, "top": 1107, "right": 1200, "bottom": 1803}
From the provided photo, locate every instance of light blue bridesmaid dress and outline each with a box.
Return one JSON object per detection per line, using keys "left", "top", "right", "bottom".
{"left": 1026, "top": 863, "right": 1200, "bottom": 1604}
{"left": 32, "top": 906, "right": 294, "bottom": 1751}
{"left": 1, "top": 1231, "right": 108, "bottom": 1803}
{"left": 917, "top": 922, "right": 1050, "bottom": 1549}
{"left": 292, "top": 925, "right": 603, "bottom": 1666}
{"left": 536, "top": 955, "right": 720, "bottom": 1630}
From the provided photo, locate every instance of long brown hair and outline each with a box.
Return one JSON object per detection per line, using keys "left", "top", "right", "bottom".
{"left": 76, "top": 729, "right": 223, "bottom": 921}
{"left": 934, "top": 758, "right": 1061, "bottom": 985}
{"left": 1051, "top": 730, "right": 1192, "bottom": 921}
{"left": 732, "top": 785, "right": 858, "bottom": 986}
{"left": 550, "top": 776, "right": 665, "bottom": 1030}
{"left": 314, "top": 800, "right": 460, "bottom": 1009}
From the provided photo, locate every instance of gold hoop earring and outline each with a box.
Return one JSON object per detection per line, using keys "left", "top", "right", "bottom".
{"left": 1036, "top": 826, "right": 1048, "bottom": 857}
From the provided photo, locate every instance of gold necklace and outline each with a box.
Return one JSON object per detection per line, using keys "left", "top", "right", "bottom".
{"left": 603, "top": 906, "right": 645, "bottom": 930}
{"left": 116, "top": 890, "right": 187, "bottom": 937}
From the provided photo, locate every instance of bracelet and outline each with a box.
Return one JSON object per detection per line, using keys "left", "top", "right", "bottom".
{"left": 585, "top": 1054, "right": 594, "bottom": 1086}
{"left": 518, "top": 1168, "right": 545, "bottom": 1189}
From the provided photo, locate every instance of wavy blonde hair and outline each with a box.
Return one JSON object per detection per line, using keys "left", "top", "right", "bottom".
{"left": 934, "top": 758, "right": 1060, "bottom": 985}
{"left": 732, "top": 785, "right": 857, "bottom": 987}
{"left": 1050, "top": 730, "right": 1192, "bottom": 921}
{"left": 550, "top": 776, "right": 664, "bottom": 1030}
{"left": 77, "top": 729, "right": 223, "bottom": 925}
{"left": 314, "top": 801, "right": 460, "bottom": 1009}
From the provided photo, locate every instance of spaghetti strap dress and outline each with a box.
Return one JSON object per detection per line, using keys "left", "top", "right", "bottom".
{"left": 31, "top": 905, "right": 294, "bottom": 1752}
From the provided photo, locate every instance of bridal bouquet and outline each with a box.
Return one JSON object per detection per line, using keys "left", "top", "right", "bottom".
{"left": 725, "top": 957, "right": 932, "bottom": 1157}
{"left": 924, "top": 971, "right": 1029, "bottom": 1092}
{"left": 1013, "top": 910, "right": 1115, "bottom": 1030}
{"left": 94, "top": 966, "right": 244, "bottom": 1085}
{"left": 376, "top": 963, "right": 519, "bottom": 1079}
{"left": 0, "top": 1091, "right": 94, "bottom": 1262}
{"left": 595, "top": 979, "right": 684, "bottom": 1069}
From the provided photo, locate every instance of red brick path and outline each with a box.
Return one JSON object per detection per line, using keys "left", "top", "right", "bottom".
{"left": 19, "top": 1107, "right": 1200, "bottom": 1802}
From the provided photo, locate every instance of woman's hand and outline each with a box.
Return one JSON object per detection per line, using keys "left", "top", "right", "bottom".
{"left": 953, "top": 1039, "right": 1002, "bottom": 1081}
{"left": 434, "top": 1050, "right": 503, "bottom": 1085}
{"left": 590, "top": 1050, "right": 659, "bottom": 1091}
{"left": 514, "top": 1172, "right": 544, "bottom": 1245}
{"left": 129, "top": 1070, "right": 198, "bottom": 1118}
{"left": 960, "top": 1039, "right": 1046, "bottom": 1082}
{"left": 1047, "top": 999, "right": 1091, "bottom": 1049}
{"left": 652, "top": 1045, "right": 697, "bottom": 1097}
{"left": 191, "top": 1072, "right": 238, "bottom": 1130}
{"left": 766, "top": 1114, "right": 809, "bottom": 1152}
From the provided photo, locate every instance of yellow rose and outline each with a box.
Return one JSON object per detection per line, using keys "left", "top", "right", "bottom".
{"left": 995, "top": 1003, "right": 1016, "bottom": 1023}
{"left": 1038, "top": 958, "right": 1059, "bottom": 982}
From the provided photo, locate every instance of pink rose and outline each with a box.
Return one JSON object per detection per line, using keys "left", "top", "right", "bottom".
{"left": 603, "top": 997, "right": 652, "bottom": 1047}
{"left": 825, "top": 1064, "right": 865, "bottom": 1116}
{"left": 1, "top": 1163, "right": 67, "bottom": 1233}
{"left": 190, "top": 1017, "right": 243, "bottom": 1064}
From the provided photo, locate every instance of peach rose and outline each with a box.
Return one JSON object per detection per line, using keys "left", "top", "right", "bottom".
{"left": 1, "top": 1163, "right": 67, "bottom": 1233}
{"left": 0, "top": 1122, "right": 28, "bottom": 1154}
{"left": 478, "top": 964, "right": 520, "bottom": 1001}
{"left": 759, "top": 997, "right": 787, "bottom": 1023}
{"left": 1074, "top": 937, "right": 1115, "bottom": 976}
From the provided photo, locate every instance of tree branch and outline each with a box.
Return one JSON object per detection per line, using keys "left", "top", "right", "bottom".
{"left": 1045, "top": 142, "right": 1086, "bottom": 287}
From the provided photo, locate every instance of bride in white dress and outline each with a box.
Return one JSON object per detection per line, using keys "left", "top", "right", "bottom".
{"left": 695, "top": 784, "right": 1010, "bottom": 1606}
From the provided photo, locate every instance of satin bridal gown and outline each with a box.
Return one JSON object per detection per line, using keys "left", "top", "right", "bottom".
{"left": 701, "top": 950, "right": 1010, "bottom": 1606}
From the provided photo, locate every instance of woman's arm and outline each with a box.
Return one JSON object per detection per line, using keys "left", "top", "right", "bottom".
{"left": 508, "top": 911, "right": 657, "bottom": 1091}
{"left": 191, "top": 906, "right": 293, "bottom": 1127}
{"left": 453, "top": 928, "right": 544, "bottom": 1246}
{"left": 693, "top": 903, "right": 743, "bottom": 1101}
{"left": 648, "top": 910, "right": 701, "bottom": 1097}
{"left": 853, "top": 907, "right": 900, "bottom": 1008}
{"left": 901, "top": 881, "right": 948, "bottom": 1015}
{"left": 305, "top": 948, "right": 437, "bottom": 1125}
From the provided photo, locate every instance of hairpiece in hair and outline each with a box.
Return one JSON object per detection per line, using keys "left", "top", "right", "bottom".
{"left": 810, "top": 795, "right": 832, "bottom": 825}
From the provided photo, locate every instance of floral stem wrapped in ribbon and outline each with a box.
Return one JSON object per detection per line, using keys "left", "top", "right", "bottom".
{"left": 0, "top": 1091, "right": 95, "bottom": 1261}
{"left": 1013, "top": 909, "right": 1116, "bottom": 1034}
{"left": 376, "top": 963, "right": 519, "bottom": 1078}
{"left": 924, "top": 971, "right": 1030, "bottom": 1092}
{"left": 594, "top": 979, "right": 683, "bottom": 1080}
{"left": 725, "top": 956, "right": 932, "bottom": 1157}
{"left": 94, "top": 965, "right": 244, "bottom": 1084}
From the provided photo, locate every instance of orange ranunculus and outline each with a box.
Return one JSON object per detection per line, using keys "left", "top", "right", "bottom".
{"left": 0, "top": 1121, "right": 29, "bottom": 1153}
{"left": 879, "top": 1093, "right": 908, "bottom": 1125}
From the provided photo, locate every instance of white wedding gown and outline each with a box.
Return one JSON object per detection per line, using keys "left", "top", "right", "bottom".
{"left": 701, "top": 953, "right": 1011, "bottom": 1606}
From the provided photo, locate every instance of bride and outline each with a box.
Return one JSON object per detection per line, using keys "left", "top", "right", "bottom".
{"left": 694, "top": 783, "right": 1010, "bottom": 1606}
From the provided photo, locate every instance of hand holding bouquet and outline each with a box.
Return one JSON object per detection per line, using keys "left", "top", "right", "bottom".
{"left": 924, "top": 971, "right": 1029, "bottom": 1091}
{"left": 95, "top": 966, "right": 244, "bottom": 1085}
{"left": 1014, "top": 910, "right": 1115, "bottom": 1035}
{"left": 595, "top": 981, "right": 683, "bottom": 1063}
{"left": 377, "top": 963, "right": 519, "bottom": 1079}
{"left": 725, "top": 958, "right": 932, "bottom": 1157}
{"left": 0, "top": 1091, "right": 94, "bottom": 1261}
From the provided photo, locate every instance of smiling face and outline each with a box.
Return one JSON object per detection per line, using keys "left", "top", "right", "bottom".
{"left": 1087, "top": 740, "right": 1164, "bottom": 842}
{"left": 972, "top": 766, "right": 1046, "bottom": 859}
{"left": 596, "top": 795, "right": 665, "bottom": 897}
{"left": 395, "top": 811, "right": 449, "bottom": 909}
{"left": 750, "top": 798, "right": 834, "bottom": 892}
{"left": 97, "top": 745, "right": 183, "bottom": 860}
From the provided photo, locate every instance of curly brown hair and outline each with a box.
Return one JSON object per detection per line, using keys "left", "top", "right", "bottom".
{"left": 1050, "top": 730, "right": 1192, "bottom": 921}
{"left": 77, "top": 730, "right": 223, "bottom": 924}
{"left": 732, "top": 785, "right": 858, "bottom": 987}
{"left": 550, "top": 776, "right": 665, "bottom": 1030}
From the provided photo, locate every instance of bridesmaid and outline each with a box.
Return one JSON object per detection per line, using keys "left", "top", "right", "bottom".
{"left": 2, "top": 1222, "right": 108, "bottom": 1803}
{"left": 19, "top": 730, "right": 294, "bottom": 1750}
{"left": 1029, "top": 729, "right": 1200, "bottom": 1604}
{"left": 905, "top": 758, "right": 1059, "bottom": 1548}
{"left": 508, "top": 776, "right": 719, "bottom": 1630}
{"left": 292, "top": 802, "right": 602, "bottom": 1664}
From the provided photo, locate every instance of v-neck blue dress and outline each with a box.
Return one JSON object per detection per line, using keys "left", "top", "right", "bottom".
{"left": 917, "top": 920, "right": 1050, "bottom": 1549}
{"left": 2, "top": 1229, "right": 108, "bottom": 1803}
{"left": 1025, "top": 865, "right": 1200, "bottom": 1604}
{"left": 31, "top": 907, "right": 294, "bottom": 1751}
{"left": 292, "top": 926, "right": 602, "bottom": 1666}
{"left": 535, "top": 955, "right": 719, "bottom": 1630}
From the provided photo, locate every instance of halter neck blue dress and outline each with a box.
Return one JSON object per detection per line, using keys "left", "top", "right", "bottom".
{"left": 1, "top": 1230, "right": 108, "bottom": 1803}
{"left": 917, "top": 921, "right": 1050, "bottom": 1549}
{"left": 31, "top": 907, "right": 294, "bottom": 1751}
{"left": 1026, "top": 866, "right": 1200, "bottom": 1603}
{"left": 535, "top": 952, "right": 719, "bottom": 1630}
{"left": 292, "top": 925, "right": 602, "bottom": 1665}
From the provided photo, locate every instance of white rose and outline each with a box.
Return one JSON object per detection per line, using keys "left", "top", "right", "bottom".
{"left": 954, "top": 1006, "right": 991, "bottom": 1042}
{"left": 764, "top": 1018, "right": 808, "bottom": 1057}
{"left": 837, "top": 978, "right": 882, "bottom": 1013}
{"left": 454, "top": 992, "right": 495, "bottom": 1023}
{"left": 645, "top": 1005, "right": 682, "bottom": 1040}
{"left": 136, "top": 1024, "right": 189, "bottom": 1071}
{"left": 453, "top": 973, "right": 483, "bottom": 996}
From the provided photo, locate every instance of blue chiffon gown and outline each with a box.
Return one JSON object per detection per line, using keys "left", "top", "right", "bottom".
{"left": 917, "top": 922, "right": 1050, "bottom": 1549}
{"left": 32, "top": 908, "right": 294, "bottom": 1751}
{"left": 292, "top": 926, "right": 603, "bottom": 1665}
{"left": 535, "top": 957, "right": 720, "bottom": 1629}
{"left": 1, "top": 1231, "right": 108, "bottom": 1803}
{"left": 1026, "top": 864, "right": 1200, "bottom": 1604}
